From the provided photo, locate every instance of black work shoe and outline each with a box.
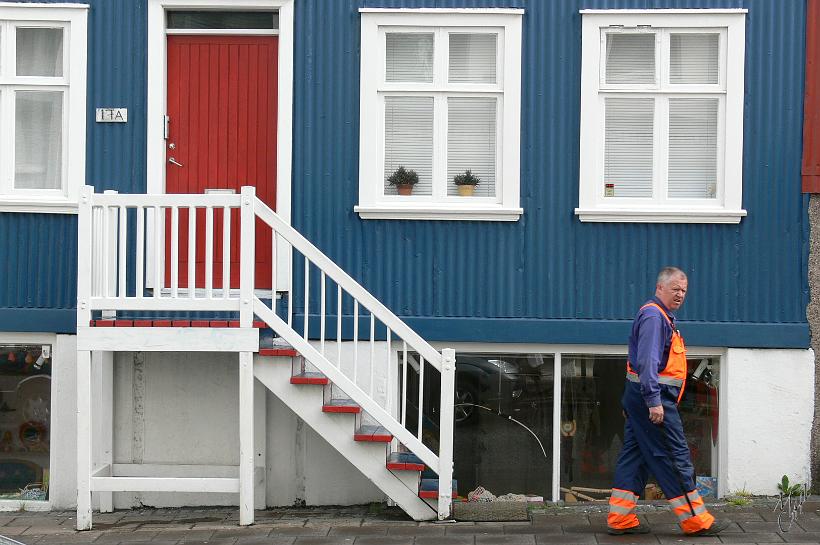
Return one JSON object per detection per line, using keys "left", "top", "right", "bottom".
{"left": 607, "top": 524, "right": 651, "bottom": 535}
{"left": 687, "top": 519, "right": 730, "bottom": 536}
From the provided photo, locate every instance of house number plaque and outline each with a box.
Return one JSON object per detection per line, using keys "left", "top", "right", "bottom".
{"left": 96, "top": 108, "right": 128, "bottom": 123}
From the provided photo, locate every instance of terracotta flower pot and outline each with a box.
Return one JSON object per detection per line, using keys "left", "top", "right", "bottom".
{"left": 397, "top": 184, "right": 414, "bottom": 196}
{"left": 457, "top": 185, "right": 475, "bottom": 196}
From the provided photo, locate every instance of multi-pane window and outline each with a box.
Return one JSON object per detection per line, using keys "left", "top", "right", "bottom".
{"left": 0, "top": 5, "right": 87, "bottom": 213}
{"left": 577, "top": 11, "right": 746, "bottom": 223}
{"left": 357, "top": 10, "right": 522, "bottom": 221}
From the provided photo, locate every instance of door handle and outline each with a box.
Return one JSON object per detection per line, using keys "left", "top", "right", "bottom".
{"left": 168, "top": 157, "right": 184, "bottom": 167}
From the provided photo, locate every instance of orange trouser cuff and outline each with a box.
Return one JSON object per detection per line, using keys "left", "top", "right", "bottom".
{"left": 608, "top": 488, "right": 640, "bottom": 529}
{"left": 668, "top": 489, "right": 715, "bottom": 533}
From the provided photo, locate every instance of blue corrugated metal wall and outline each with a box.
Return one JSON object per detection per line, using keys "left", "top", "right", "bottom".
{"left": 0, "top": 0, "right": 810, "bottom": 346}
{"left": 0, "top": 0, "right": 146, "bottom": 332}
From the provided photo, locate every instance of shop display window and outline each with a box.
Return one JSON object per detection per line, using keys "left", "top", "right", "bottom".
{"left": 0, "top": 345, "right": 51, "bottom": 501}
{"left": 560, "top": 355, "right": 719, "bottom": 501}
{"left": 404, "top": 353, "right": 555, "bottom": 499}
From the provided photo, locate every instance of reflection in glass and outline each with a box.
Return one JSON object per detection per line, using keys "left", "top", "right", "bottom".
{"left": 0, "top": 345, "right": 51, "bottom": 501}
{"left": 560, "top": 355, "right": 719, "bottom": 501}
{"left": 15, "top": 91, "right": 63, "bottom": 190}
{"left": 404, "top": 353, "right": 554, "bottom": 499}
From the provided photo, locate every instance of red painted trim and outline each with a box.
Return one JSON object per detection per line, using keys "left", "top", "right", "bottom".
{"left": 290, "top": 375, "right": 329, "bottom": 385}
{"left": 191, "top": 320, "right": 210, "bottom": 327}
{"left": 419, "top": 490, "right": 455, "bottom": 499}
{"left": 253, "top": 321, "right": 266, "bottom": 328}
{"left": 96, "top": 320, "right": 115, "bottom": 327}
{"left": 134, "top": 320, "right": 153, "bottom": 327}
{"left": 355, "top": 433, "right": 392, "bottom": 443}
{"left": 322, "top": 404, "right": 361, "bottom": 414}
{"left": 803, "top": 0, "right": 820, "bottom": 191}
{"left": 153, "top": 320, "right": 172, "bottom": 327}
{"left": 386, "top": 462, "right": 407, "bottom": 470}
{"left": 172, "top": 320, "right": 191, "bottom": 327}
{"left": 259, "top": 348, "right": 298, "bottom": 357}
{"left": 114, "top": 320, "right": 133, "bottom": 327}
{"left": 89, "top": 320, "right": 95, "bottom": 326}
{"left": 229, "top": 320, "right": 240, "bottom": 328}
{"left": 210, "top": 320, "right": 229, "bottom": 327}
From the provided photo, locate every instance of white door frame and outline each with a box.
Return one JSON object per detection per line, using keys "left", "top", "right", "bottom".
{"left": 146, "top": 0, "right": 293, "bottom": 293}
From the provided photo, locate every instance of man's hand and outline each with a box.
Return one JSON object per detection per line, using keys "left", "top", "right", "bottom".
{"left": 648, "top": 405, "right": 664, "bottom": 425}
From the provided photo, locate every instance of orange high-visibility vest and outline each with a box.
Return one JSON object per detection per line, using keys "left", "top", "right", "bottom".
{"left": 626, "top": 302, "right": 687, "bottom": 404}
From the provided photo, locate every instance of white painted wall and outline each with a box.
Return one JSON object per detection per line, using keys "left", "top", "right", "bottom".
{"left": 723, "top": 348, "right": 814, "bottom": 495}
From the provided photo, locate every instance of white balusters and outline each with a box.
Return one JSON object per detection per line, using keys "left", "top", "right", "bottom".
{"left": 337, "top": 285, "right": 342, "bottom": 368}
{"left": 401, "top": 342, "right": 408, "bottom": 428}
{"left": 118, "top": 205, "right": 127, "bottom": 298}
{"left": 417, "top": 356, "right": 424, "bottom": 441}
{"left": 188, "top": 207, "right": 196, "bottom": 298}
{"left": 353, "top": 301, "right": 359, "bottom": 384}
{"left": 171, "top": 206, "right": 179, "bottom": 297}
{"left": 222, "top": 206, "right": 231, "bottom": 297}
{"left": 205, "top": 206, "right": 214, "bottom": 299}
{"left": 153, "top": 205, "right": 162, "bottom": 299}
{"left": 320, "top": 271, "right": 326, "bottom": 356}
{"left": 303, "top": 256, "right": 310, "bottom": 340}
{"left": 136, "top": 206, "right": 145, "bottom": 298}
{"left": 369, "top": 313, "right": 375, "bottom": 397}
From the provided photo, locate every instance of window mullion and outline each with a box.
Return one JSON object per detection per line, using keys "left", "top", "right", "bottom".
{"left": 433, "top": 93, "right": 446, "bottom": 200}
{"left": 656, "top": 95, "right": 669, "bottom": 205}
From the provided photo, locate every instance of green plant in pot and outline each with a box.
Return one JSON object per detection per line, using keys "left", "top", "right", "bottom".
{"left": 453, "top": 169, "right": 480, "bottom": 196}
{"left": 387, "top": 166, "right": 419, "bottom": 196}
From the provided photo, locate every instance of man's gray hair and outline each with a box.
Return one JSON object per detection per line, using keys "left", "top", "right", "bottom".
{"left": 657, "top": 266, "right": 687, "bottom": 286}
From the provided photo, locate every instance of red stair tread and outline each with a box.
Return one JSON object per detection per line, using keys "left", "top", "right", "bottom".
{"left": 354, "top": 425, "right": 392, "bottom": 443}
{"left": 290, "top": 372, "right": 329, "bottom": 385}
{"left": 89, "top": 319, "right": 267, "bottom": 328}
{"left": 386, "top": 452, "right": 425, "bottom": 471}
{"left": 322, "top": 399, "right": 361, "bottom": 414}
{"left": 260, "top": 348, "right": 298, "bottom": 357}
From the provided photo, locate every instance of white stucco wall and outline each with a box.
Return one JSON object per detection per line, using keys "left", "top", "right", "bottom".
{"left": 723, "top": 348, "right": 814, "bottom": 495}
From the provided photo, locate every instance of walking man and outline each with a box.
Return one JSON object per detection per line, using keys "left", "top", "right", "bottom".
{"left": 607, "top": 267, "right": 728, "bottom": 536}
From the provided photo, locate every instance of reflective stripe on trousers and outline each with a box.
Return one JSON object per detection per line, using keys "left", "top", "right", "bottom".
{"left": 668, "top": 489, "right": 715, "bottom": 534}
{"left": 607, "top": 488, "right": 640, "bottom": 529}
{"left": 625, "top": 371, "right": 684, "bottom": 388}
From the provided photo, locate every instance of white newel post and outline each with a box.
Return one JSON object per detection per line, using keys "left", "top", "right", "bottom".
{"left": 239, "top": 186, "right": 256, "bottom": 525}
{"left": 77, "top": 186, "right": 93, "bottom": 530}
{"left": 438, "top": 348, "right": 456, "bottom": 520}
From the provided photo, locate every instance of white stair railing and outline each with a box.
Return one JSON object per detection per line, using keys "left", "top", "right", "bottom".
{"left": 76, "top": 185, "right": 456, "bottom": 520}
{"left": 253, "top": 193, "right": 455, "bottom": 520}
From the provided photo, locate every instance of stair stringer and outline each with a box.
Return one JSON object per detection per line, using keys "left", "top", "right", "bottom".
{"left": 253, "top": 359, "right": 436, "bottom": 521}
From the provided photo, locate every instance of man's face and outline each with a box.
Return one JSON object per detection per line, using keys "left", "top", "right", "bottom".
{"left": 655, "top": 274, "right": 688, "bottom": 311}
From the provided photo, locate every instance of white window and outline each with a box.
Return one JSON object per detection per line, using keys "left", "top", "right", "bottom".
{"left": 577, "top": 10, "right": 746, "bottom": 223}
{"left": 0, "top": 3, "right": 87, "bottom": 214}
{"left": 356, "top": 9, "right": 522, "bottom": 221}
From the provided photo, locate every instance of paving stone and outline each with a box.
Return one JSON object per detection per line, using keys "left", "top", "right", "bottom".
{"left": 475, "top": 535, "right": 536, "bottom": 545}
{"left": 594, "top": 532, "right": 661, "bottom": 544}
{"left": 155, "top": 529, "right": 214, "bottom": 541}
{"left": 268, "top": 526, "right": 331, "bottom": 536}
{"left": 446, "top": 524, "right": 505, "bottom": 535}
{"left": 779, "top": 532, "right": 820, "bottom": 543}
{"left": 387, "top": 525, "right": 446, "bottom": 536}
{"left": 531, "top": 514, "right": 590, "bottom": 525}
{"left": 656, "top": 534, "right": 721, "bottom": 544}
{"left": 173, "top": 540, "right": 237, "bottom": 545}
{"left": 505, "top": 525, "right": 555, "bottom": 535}
{"left": 35, "top": 532, "right": 106, "bottom": 544}
{"left": 563, "top": 524, "right": 607, "bottom": 534}
{"left": 291, "top": 538, "right": 355, "bottom": 545}
{"left": 210, "top": 527, "right": 272, "bottom": 538}
{"left": 715, "top": 533, "right": 785, "bottom": 542}
{"left": 92, "top": 531, "right": 161, "bottom": 543}
{"left": 740, "top": 521, "right": 794, "bottom": 533}
{"left": 350, "top": 536, "right": 413, "bottom": 545}
{"left": 234, "top": 537, "right": 295, "bottom": 545}
{"left": 535, "top": 534, "right": 596, "bottom": 544}
{"left": 327, "top": 526, "right": 387, "bottom": 536}
{"left": 414, "top": 536, "right": 476, "bottom": 545}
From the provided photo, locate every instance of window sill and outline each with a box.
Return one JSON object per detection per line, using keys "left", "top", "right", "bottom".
{"left": 574, "top": 207, "right": 746, "bottom": 223}
{"left": 0, "top": 198, "right": 78, "bottom": 214}
{"left": 355, "top": 204, "right": 523, "bottom": 221}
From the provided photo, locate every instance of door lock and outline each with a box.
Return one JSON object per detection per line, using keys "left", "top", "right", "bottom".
{"left": 168, "top": 142, "right": 176, "bottom": 149}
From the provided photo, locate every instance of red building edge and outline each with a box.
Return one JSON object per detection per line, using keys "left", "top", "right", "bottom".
{"left": 803, "top": 0, "right": 820, "bottom": 192}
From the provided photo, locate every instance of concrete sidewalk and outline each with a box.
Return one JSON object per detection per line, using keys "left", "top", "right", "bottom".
{"left": 0, "top": 502, "right": 816, "bottom": 545}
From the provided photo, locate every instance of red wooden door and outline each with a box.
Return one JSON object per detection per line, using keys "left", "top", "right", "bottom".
{"left": 166, "top": 35, "right": 278, "bottom": 290}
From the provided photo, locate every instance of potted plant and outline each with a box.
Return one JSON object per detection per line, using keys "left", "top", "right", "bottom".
{"left": 387, "top": 165, "right": 419, "bottom": 196}
{"left": 453, "top": 169, "right": 480, "bottom": 196}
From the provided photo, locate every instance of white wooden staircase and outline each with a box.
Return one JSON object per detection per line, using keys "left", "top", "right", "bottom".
{"left": 75, "top": 186, "right": 455, "bottom": 529}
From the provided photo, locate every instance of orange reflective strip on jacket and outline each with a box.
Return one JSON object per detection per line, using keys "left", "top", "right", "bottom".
{"left": 626, "top": 302, "right": 688, "bottom": 403}
{"left": 607, "top": 488, "right": 640, "bottom": 529}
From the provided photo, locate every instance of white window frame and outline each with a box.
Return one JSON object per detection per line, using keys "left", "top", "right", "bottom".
{"left": 0, "top": 2, "right": 87, "bottom": 214}
{"left": 356, "top": 8, "right": 523, "bottom": 222}
{"left": 576, "top": 9, "right": 747, "bottom": 223}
